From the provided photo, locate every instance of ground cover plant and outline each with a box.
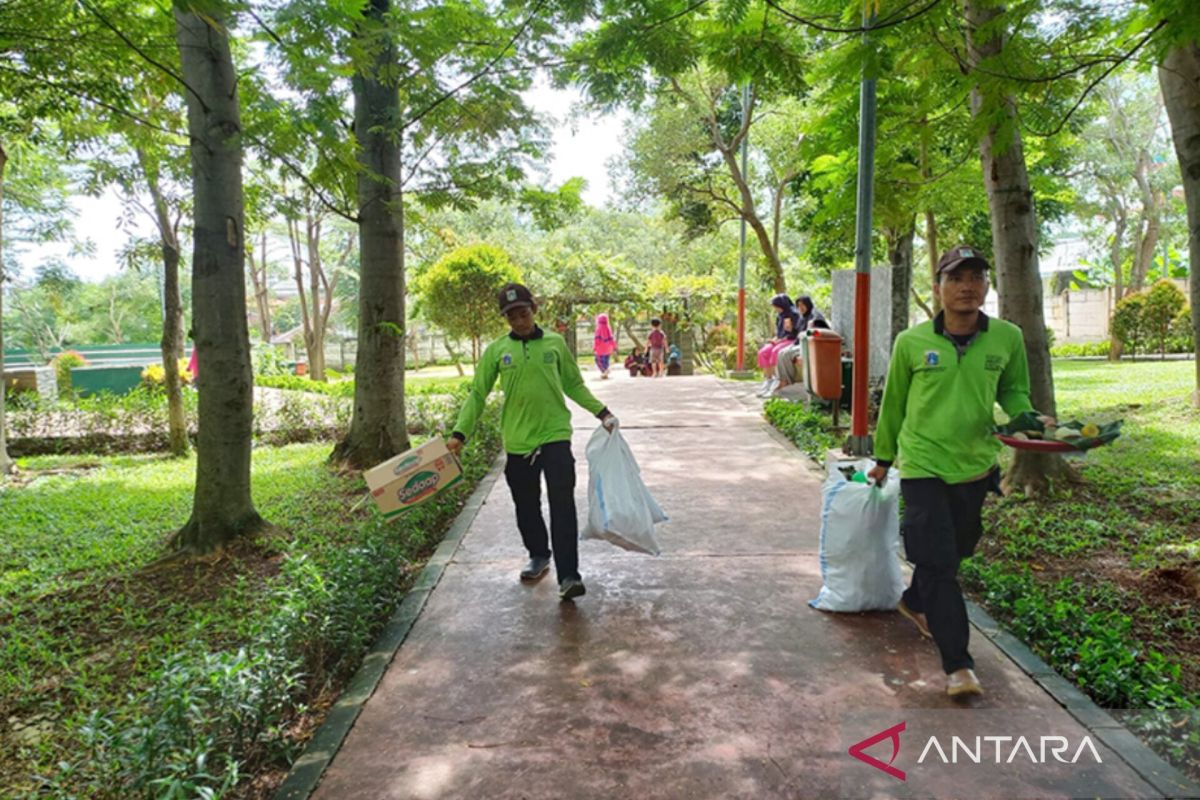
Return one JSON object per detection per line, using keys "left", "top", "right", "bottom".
{"left": 3, "top": 375, "right": 471, "bottom": 456}
{"left": 968, "top": 359, "right": 1200, "bottom": 777}
{"left": 0, "top": 401, "right": 502, "bottom": 799}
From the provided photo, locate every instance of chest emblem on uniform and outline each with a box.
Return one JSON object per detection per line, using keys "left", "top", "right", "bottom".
{"left": 924, "top": 350, "right": 940, "bottom": 366}
{"left": 502, "top": 353, "right": 513, "bottom": 366}
{"left": 543, "top": 352, "right": 555, "bottom": 364}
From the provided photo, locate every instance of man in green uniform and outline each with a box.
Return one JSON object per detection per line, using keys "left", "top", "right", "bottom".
{"left": 448, "top": 283, "right": 617, "bottom": 602}
{"left": 868, "top": 246, "right": 1049, "bottom": 697}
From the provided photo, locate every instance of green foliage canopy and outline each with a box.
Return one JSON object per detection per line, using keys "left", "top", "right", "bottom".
{"left": 414, "top": 243, "right": 522, "bottom": 359}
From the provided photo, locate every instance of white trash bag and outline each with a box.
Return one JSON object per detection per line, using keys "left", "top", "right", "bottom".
{"left": 583, "top": 426, "right": 667, "bottom": 555}
{"left": 809, "top": 458, "right": 904, "bottom": 612}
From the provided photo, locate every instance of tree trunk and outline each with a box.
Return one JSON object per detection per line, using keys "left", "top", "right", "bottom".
{"left": 172, "top": 5, "right": 264, "bottom": 551}
{"left": 622, "top": 319, "right": 643, "bottom": 350}
{"left": 686, "top": 79, "right": 786, "bottom": 293}
{"left": 443, "top": 338, "right": 465, "bottom": 376}
{"left": 331, "top": 0, "right": 409, "bottom": 468}
{"left": 248, "top": 231, "right": 272, "bottom": 343}
{"left": 1160, "top": 41, "right": 1200, "bottom": 407}
{"left": 920, "top": 124, "right": 943, "bottom": 316}
{"left": 887, "top": 219, "right": 915, "bottom": 344}
{"left": 0, "top": 141, "right": 14, "bottom": 476}
{"left": 720, "top": 145, "right": 785, "bottom": 292}
{"left": 407, "top": 325, "right": 422, "bottom": 369}
{"left": 966, "top": 0, "right": 1068, "bottom": 495}
{"left": 1129, "top": 143, "right": 1164, "bottom": 293}
{"left": 1107, "top": 194, "right": 1127, "bottom": 360}
{"left": 138, "top": 147, "right": 189, "bottom": 457}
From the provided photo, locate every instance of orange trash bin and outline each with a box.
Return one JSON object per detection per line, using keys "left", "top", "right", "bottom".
{"left": 805, "top": 329, "right": 843, "bottom": 400}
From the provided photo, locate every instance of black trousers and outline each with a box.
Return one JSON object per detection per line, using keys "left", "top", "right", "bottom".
{"left": 504, "top": 440, "right": 580, "bottom": 582}
{"left": 899, "top": 472, "right": 995, "bottom": 674}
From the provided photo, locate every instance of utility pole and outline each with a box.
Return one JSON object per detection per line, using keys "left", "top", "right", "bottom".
{"left": 848, "top": 9, "right": 877, "bottom": 456}
{"left": 735, "top": 83, "right": 751, "bottom": 373}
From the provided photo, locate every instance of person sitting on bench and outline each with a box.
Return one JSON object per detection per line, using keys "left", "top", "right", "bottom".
{"left": 773, "top": 296, "right": 829, "bottom": 394}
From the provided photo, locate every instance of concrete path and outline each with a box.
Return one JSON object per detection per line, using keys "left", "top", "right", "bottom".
{"left": 307, "top": 374, "right": 1189, "bottom": 799}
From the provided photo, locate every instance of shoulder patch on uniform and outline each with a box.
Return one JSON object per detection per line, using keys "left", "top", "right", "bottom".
{"left": 502, "top": 353, "right": 513, "bottom": 366}
{"left": 924, "top": 350, "right": 940, "bottom": 366}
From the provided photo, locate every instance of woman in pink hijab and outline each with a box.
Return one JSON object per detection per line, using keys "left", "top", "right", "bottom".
{"left": 593, "top": 313, "right": 617, "bottom": 379}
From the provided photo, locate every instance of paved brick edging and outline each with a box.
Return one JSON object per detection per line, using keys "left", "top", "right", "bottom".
{"left": 966, "top": 602, "right": 1200, "bottom": 799}
{"left": 273, "top": 452, "right": 506, "bottom": 800}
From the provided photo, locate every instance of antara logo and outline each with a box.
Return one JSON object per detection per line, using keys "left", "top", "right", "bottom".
{"left": 848, "top": 722, "right": 1103, "bottom": 782}
{"left": 849, "top": 721, "right": 906, "bottom": 781}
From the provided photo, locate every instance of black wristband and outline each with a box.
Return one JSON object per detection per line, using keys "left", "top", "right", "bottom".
{"left": 451, "top": 431, "right": 467, "bottom": 443}
{"left": 874, "top": 459, "right": 892, "bottom": 469}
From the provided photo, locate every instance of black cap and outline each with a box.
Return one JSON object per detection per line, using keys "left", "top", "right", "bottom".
{"left": 497, "top": 282, "right": 535, "bottom": 314}
{"left": 937, "top": 245, "right": 990, "bottom": 275}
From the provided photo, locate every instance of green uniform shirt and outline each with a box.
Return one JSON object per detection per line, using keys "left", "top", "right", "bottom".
{"left": 874, "top": 312, "right": 1034, "bottom": 483}
{"left": 452, "top": 327, "right": 607, "bottom": 455}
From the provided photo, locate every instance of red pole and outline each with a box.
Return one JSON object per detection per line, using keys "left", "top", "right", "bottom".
{"left": 852, "top": 272, "right": 870, "bottom": 439}
{"left": 736, "top": 287, "right": 746, "bottom": 371}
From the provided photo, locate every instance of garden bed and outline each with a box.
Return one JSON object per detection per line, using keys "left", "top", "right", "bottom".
{"left": 0, "top": 399, "right": 501, "bottom": 799}
{"left": 4, "top": 383, "right": 465, "bottom": 456}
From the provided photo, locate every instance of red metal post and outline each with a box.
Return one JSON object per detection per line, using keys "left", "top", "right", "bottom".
{"left": 852, "top": 272, "right": 870, "bottom": 439}
{"left": 736, "top": 288, "right": 746, "bottom": 371}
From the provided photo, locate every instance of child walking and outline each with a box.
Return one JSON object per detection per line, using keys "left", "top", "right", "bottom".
{"left": 647, "top": 318, "right": 667, "bottom": 378}
{"left": 593, "top": 313, "right": 616, "bottom": 379}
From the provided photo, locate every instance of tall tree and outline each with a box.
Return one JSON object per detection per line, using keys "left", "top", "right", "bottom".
{"left": 1159, "top": 39, "right": 1200, "bottom": 406}
{"left": 566, "top": 2, "right": 806, "bottom": 293}
{"left": 284, "top": 190, "right": 351, "bottom": 381}
{"left": 172, "top": 2, "right": 265, "bottom": 552}
{"left": 330, "top": 0, "right": 409, "bottom": 467}
{"left": 964, "top": 0, "right": 1065, "bottom": 495}
{"left": 266, "top": 0, "right": 553, "bottom": 468}
{"left": 0, "top": 140, "right": 12, "bottom": 476}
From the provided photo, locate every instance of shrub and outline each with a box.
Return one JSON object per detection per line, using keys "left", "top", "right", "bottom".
{"left": 762, "top": 398, "right": 839, "bottom": 462}
{"left": 1050, "top": 341, "right": 1111, "bottom": 358}
{"left": 1111, "top": 292, "right": 1147, "bottom": 358}
{"left": 1167, "top": 305, "right": 1194, "bottom": 354}
{"left": 45, "top": 400, "right": 504, "bottom": 798}
{"left": 256, "top": 374, "right": 355, "bottom": 399}
{"left": 1143, "top": 280, "right": 1187, "bottom": 358}
{"left": 140, "top": 359, "right": 193, "bottom": 390}
{"left": 251, "top": 344, "right": 291, "bottom": 378}
{"left": 51, "top": 350, "right": 89, "bottom": 396}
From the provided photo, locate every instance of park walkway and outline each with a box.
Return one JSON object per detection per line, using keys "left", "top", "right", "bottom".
{"left": 300, "top": 373, "right": 1192, "bottom": 800}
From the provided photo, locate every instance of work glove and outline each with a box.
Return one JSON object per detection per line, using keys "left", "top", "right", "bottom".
{"left": 602, "top": 414, "right": 619, "bottom": 433}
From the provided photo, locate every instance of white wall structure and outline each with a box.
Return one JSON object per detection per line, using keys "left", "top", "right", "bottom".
{"left": 830, "top": 266, "right": 894, "bottom": 381}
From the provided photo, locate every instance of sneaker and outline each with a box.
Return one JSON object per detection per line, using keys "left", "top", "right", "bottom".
{"left": 897, "top": 598, "right": 932, "bottom": 639}
{"left": 519, "top": 556, "right": 551, "bottom": 581}
{"left": 756, "top": 378, "right": 772, "bottom": 396}
{"left": 946, "top": 668, "right": 983, "bottom": 697}
{"left": 558, "top": 578, "right": 587, "bottom": 601}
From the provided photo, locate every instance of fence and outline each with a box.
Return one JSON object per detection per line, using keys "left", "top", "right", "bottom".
{"left": 1046, "top": 278, "right": 1190, "bottom": 344}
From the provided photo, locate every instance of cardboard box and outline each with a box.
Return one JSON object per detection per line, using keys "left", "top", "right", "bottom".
{"left": 363, "top": 438, "right": 463, "bottom": 517}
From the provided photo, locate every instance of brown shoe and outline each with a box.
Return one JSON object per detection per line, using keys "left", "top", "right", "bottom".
{"left": 946, "top": 668, "right": 983, "bottom": 697}
{"left": 897, "top": 598, "right": 932, "bottom": 639}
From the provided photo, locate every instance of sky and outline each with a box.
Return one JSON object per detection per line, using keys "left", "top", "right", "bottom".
{"left": 29, "top": 80, "right": 627, "bottom": 285}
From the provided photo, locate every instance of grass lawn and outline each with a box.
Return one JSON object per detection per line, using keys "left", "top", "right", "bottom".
{"left": 0, "top": 413, "right": 501, "bottom": 799}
